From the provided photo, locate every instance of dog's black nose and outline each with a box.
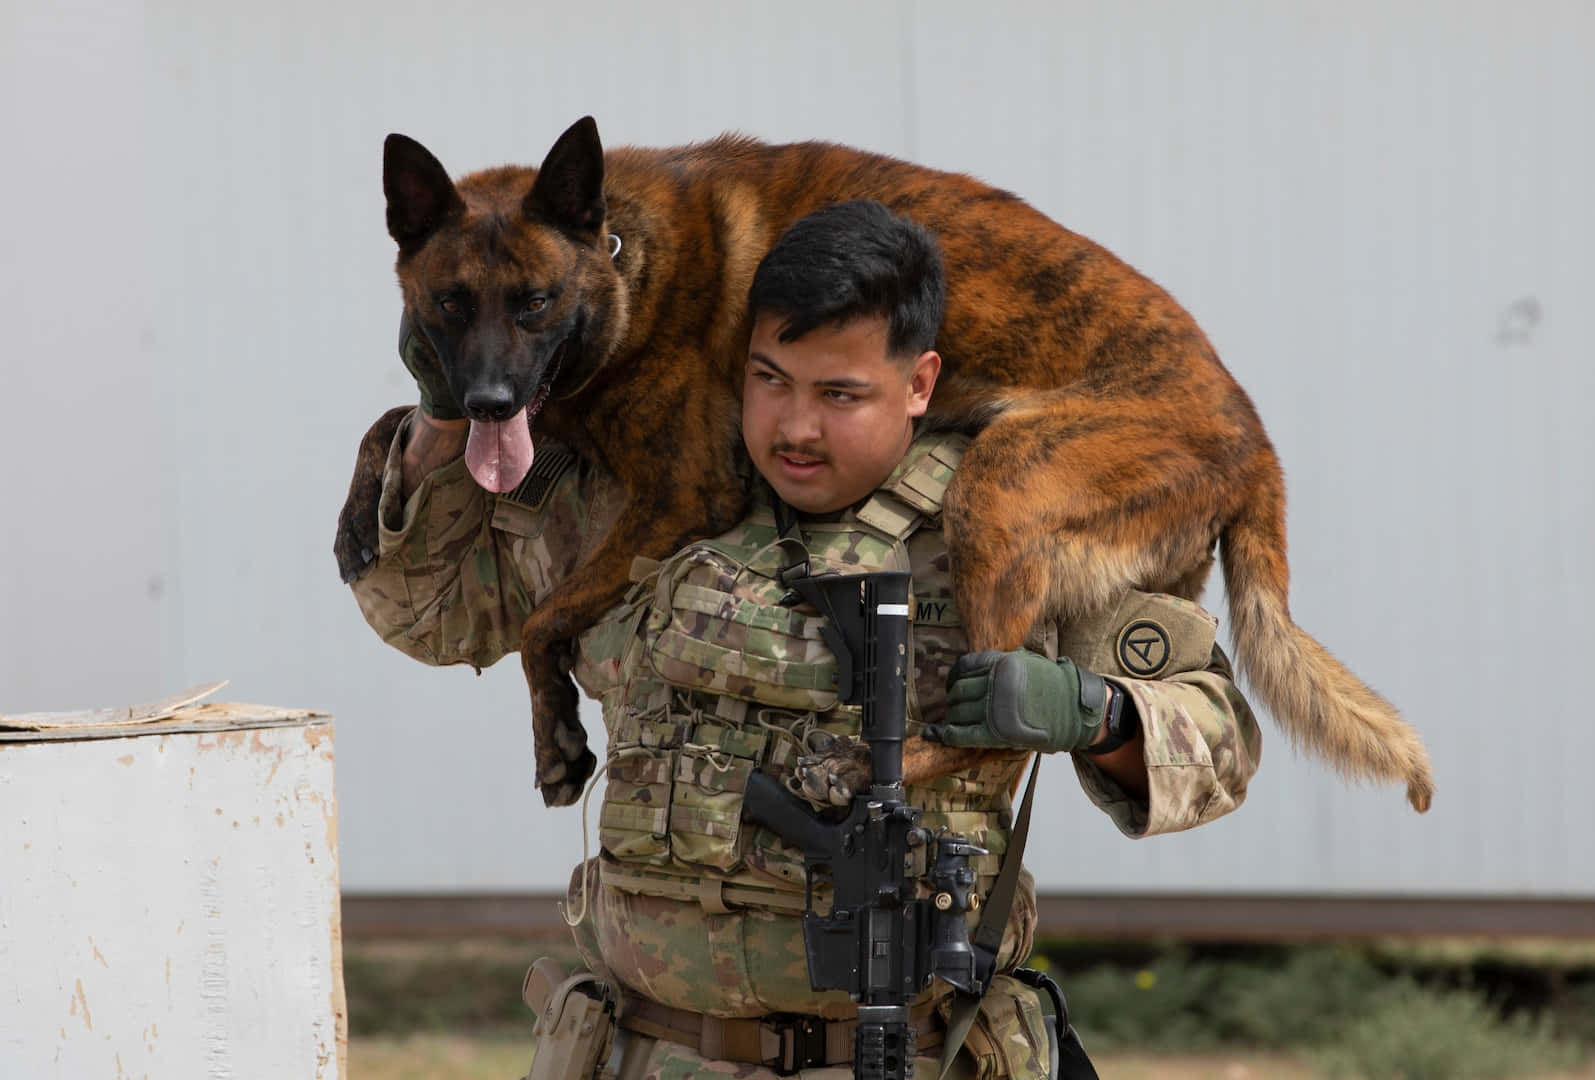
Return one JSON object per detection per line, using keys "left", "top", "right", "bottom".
{"left": 463, "top": 385, "right": 518, "bottom": 422}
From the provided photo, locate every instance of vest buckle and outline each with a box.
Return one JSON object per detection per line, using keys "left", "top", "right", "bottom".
{"left": 770, "top": 1013, "right": 828, "bottom": 1073}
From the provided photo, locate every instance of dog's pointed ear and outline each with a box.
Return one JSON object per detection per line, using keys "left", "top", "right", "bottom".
{"left": 384, "top": 134, "right": 465, "bottom": 258}
{"left": 524, "top": 116, "right": 606, "bottom": 241}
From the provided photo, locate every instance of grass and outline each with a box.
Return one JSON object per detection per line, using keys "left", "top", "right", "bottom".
{"left": 346, "top": 1038, "right": 1593, "bottom": 1080}
{"left": 343, "top": 939, "right": 577, "bottom": 1036}
{"left": 350, "top": 1034, "right": 532, "bottom": 1080}
{"left": 347, "top": 1036, "right": 1323, "bottom": 1079}
{"left": 342, "top": 937, "right": 1595, "bottom": 1079}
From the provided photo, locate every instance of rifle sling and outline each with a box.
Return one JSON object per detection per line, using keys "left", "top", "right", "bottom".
{"left": 940, "top": 754, "right": 1038, "bottom": 1079}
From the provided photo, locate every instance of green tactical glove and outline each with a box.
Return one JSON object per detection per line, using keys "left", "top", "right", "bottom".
{"left": 398, "top": 311, "right": 464, "bottom": 420}
{"left": 928, "top": 649, "right": 1110, "bottom": 752}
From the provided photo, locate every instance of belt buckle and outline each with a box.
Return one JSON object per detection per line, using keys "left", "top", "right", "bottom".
{"left": 770, "top": 1013, "right": 827, "bottom": 1074}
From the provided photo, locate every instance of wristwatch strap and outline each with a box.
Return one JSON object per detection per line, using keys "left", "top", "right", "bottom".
{"left": 1080, "top": 680, "right": 1138, "bottom": 756}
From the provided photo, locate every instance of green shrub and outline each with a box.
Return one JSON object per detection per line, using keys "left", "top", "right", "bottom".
{"left": 1210, "top": 946, "right": 1389, "bottom": 1049}
{"left": 1045, "top": 941, "right": 1593, "bottom": 1073}
{"left": 1065, "top": 948, "right": 1221, "bottom": 1051}
{"left": 1549, "top": 975, "right": 1595, "bottom": 1046}
{"left": 1312, "top": 979, "right": 1585, "bottom": 1080}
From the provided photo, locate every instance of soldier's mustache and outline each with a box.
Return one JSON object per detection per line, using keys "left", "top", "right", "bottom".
{"left": 770, "top": 443, "right": 831, "bottom": 464}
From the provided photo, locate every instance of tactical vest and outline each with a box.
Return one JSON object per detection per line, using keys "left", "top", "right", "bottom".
{"left": 570, "top": 432, "right": 1018, "bottom": 900}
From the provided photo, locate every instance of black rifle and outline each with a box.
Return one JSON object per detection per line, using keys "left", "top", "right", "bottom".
{"left": 743, "top": 570, "right": 986, "bottom": 1080}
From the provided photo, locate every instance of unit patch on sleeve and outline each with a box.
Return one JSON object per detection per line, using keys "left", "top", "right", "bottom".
{"left": 1116, "top": 619, "right": 1173, "bottom": 677}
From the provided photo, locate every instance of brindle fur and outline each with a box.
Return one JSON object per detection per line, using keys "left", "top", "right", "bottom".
{"left": 336, "top": 406, "right": 411, "bottom": 583}
{"left": 346, "top": 117, "right": 1433, "bottom": 813}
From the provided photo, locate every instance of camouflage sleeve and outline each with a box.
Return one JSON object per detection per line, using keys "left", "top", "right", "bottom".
{"left": 347, "top": 409, "right": 601, "bottom": 671}
{"left": 1071, "top": 644, "right": 1262, "bottom": 838}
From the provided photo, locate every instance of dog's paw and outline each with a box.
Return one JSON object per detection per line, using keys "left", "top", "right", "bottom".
{"left": 333, "top": 505, "right": 379, "bottom": 584}
{"left": 533, "top": 675, "right": 594, "bottom": 808}
{"left": 795, "top": 734, "right": 872, "bottom": 808}
{"left": 538, "top": 746, "right": 597, "bottom": 808}
{"left": 535, "top": 718, "right": 594, "bottom": 808}
{"left": 333, "top": 407, "right": 411, "bottom": 583}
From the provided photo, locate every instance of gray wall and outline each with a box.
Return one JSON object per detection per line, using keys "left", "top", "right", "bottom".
{"left": 4, "top": 0, "right": 1591, "bottom": 895}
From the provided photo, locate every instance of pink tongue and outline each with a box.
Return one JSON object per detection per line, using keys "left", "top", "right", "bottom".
{"left": 465, "top": 408, "right": 535, "bottom": 493}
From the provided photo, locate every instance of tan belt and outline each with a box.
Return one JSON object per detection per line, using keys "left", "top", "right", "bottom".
{"left": 601, "top": 865, "right": 811, "bottom": 915}
{"left": 618, "top": 993, "right": 943, "bottom": 1072}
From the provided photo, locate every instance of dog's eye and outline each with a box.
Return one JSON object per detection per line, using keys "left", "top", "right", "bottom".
{"left": 440, "top": 298, "right": 463, "bottom": 316}
{"left": 524, "top": 297, "right": 547, "bottom": 314}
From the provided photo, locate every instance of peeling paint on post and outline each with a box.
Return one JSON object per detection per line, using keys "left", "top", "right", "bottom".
{"left": 0, "top": 691, "right": 346, "bottom": 1078}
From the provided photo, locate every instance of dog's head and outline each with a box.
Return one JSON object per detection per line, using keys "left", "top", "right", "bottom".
{"left": 383, "top": 117, "right": 627, "bottom": 490}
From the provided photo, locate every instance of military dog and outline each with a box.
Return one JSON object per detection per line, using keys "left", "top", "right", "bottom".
{"left": 336, "top": 117, "right": 1433, "bottom": 813}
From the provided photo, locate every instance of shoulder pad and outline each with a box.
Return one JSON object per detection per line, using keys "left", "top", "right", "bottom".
{"left": 887, "top": 433, "right": 968, "bottom": 515}
{"left": 856, "top": 432, "right": 969, "bottom": 539}
{"left": 1057, "top": 591, "right": 1218, "bottom": 681}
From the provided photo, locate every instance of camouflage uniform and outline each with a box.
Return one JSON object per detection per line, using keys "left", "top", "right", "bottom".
{"left": 351, "top": 411, "right": 1262, "bottom": 1078}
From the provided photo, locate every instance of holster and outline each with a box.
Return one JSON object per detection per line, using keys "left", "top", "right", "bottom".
{"left": 524, "top": 957, "right": 619, "bottom": 1080}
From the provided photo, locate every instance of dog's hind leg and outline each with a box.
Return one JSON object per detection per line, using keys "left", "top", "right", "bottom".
{"left": 943, "top": 391, "right": 1236, "bottom": 652}
{"left": 946, "top": 389, "right": 1434, "bottom": 810}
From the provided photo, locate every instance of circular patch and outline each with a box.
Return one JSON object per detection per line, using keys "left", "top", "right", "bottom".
{"left": 1116, "top": 619, "right": 1172, "bottom": 677}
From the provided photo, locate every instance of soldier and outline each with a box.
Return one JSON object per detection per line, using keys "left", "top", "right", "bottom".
{"left": 346, "top": 200, "right": 1261, "bottom": 1078}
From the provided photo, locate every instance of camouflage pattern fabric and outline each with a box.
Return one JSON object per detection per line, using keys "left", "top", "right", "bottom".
{"left": 1076, "top": 649, "right": 1262, "bottom": 837}
{"left": 563, "top": 857, "right": 1035, "bottom": 1018}
{"left": 352, "top": 418, "right": 1260, "bottom": 840}
{"left": 351, "top": 409, "right": 623, "bottom": 673}
{"left": 615, "top": 1039, "right": 950, "bottom": 1080}
{"left": 607, "top": 996, "right": 1045, "bottom": 1080}
{"left": 562, "top": 859, "right": 1048, "bottom": 1079}
{"left": 570, "top": 434, "right": 1035, "bottom": 941}
{"left": 349, "top": 412, "right": 1263, "bottom": 1078}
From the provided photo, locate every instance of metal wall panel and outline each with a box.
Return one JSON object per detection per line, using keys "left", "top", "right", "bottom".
{"left": 7, "top": 0, "right": 1590, "bottom": 896}
{"left": 0, "top": 0, "right": 163, "bottom": 712}
{"left": 903, "top": 0, "right": 1595, "bottom": 894}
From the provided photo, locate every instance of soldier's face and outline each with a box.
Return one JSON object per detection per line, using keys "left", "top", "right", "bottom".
{"left": 742, "top": 315, "right": 940, "bottom": 514}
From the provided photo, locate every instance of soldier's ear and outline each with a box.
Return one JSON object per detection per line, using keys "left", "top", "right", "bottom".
{"left": 384, "top": 135, "right": 465, "bottom": 258}
{"left": 524, "top": 116, "right": 606, "bottom": 242}
{"left": 906, "top": 350, "right": 941, "bottom": 418}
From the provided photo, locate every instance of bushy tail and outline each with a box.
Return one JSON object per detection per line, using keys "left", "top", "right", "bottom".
{"left": 1221, "top": 467, "right": 1434, "bottom": 812}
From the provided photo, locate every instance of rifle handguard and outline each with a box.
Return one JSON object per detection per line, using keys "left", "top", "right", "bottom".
{"left": 740, "top": 569, "right": 988, "bottom": 1080}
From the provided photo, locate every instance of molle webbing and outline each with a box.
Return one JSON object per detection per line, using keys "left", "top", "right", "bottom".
{"left": 589, "top": 431, "right": 1008, "bottom": 896}
{"left": 856, "top": 435, "right": 966, "bottom": 540}
{"left": 601, "top": 863, "right": 809, "bottom": 915}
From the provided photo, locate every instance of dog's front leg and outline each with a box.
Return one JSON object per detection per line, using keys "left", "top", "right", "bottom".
{"left": 522, "top": 638, "right": 591, "bottom": 808}
{"left": 521, "top": 483, "right": 750, "bottom": 807}
{"left": 333, "top": 406, "right": 413, "bottom": 583}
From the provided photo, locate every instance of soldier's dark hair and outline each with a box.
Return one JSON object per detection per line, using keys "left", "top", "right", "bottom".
{"left": 748, "top": 200, "right": 945, "bottom": 361}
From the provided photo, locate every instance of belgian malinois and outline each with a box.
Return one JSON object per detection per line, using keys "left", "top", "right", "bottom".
{"left": 336, "top": 117, "right": 1432, "bottom": 813}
